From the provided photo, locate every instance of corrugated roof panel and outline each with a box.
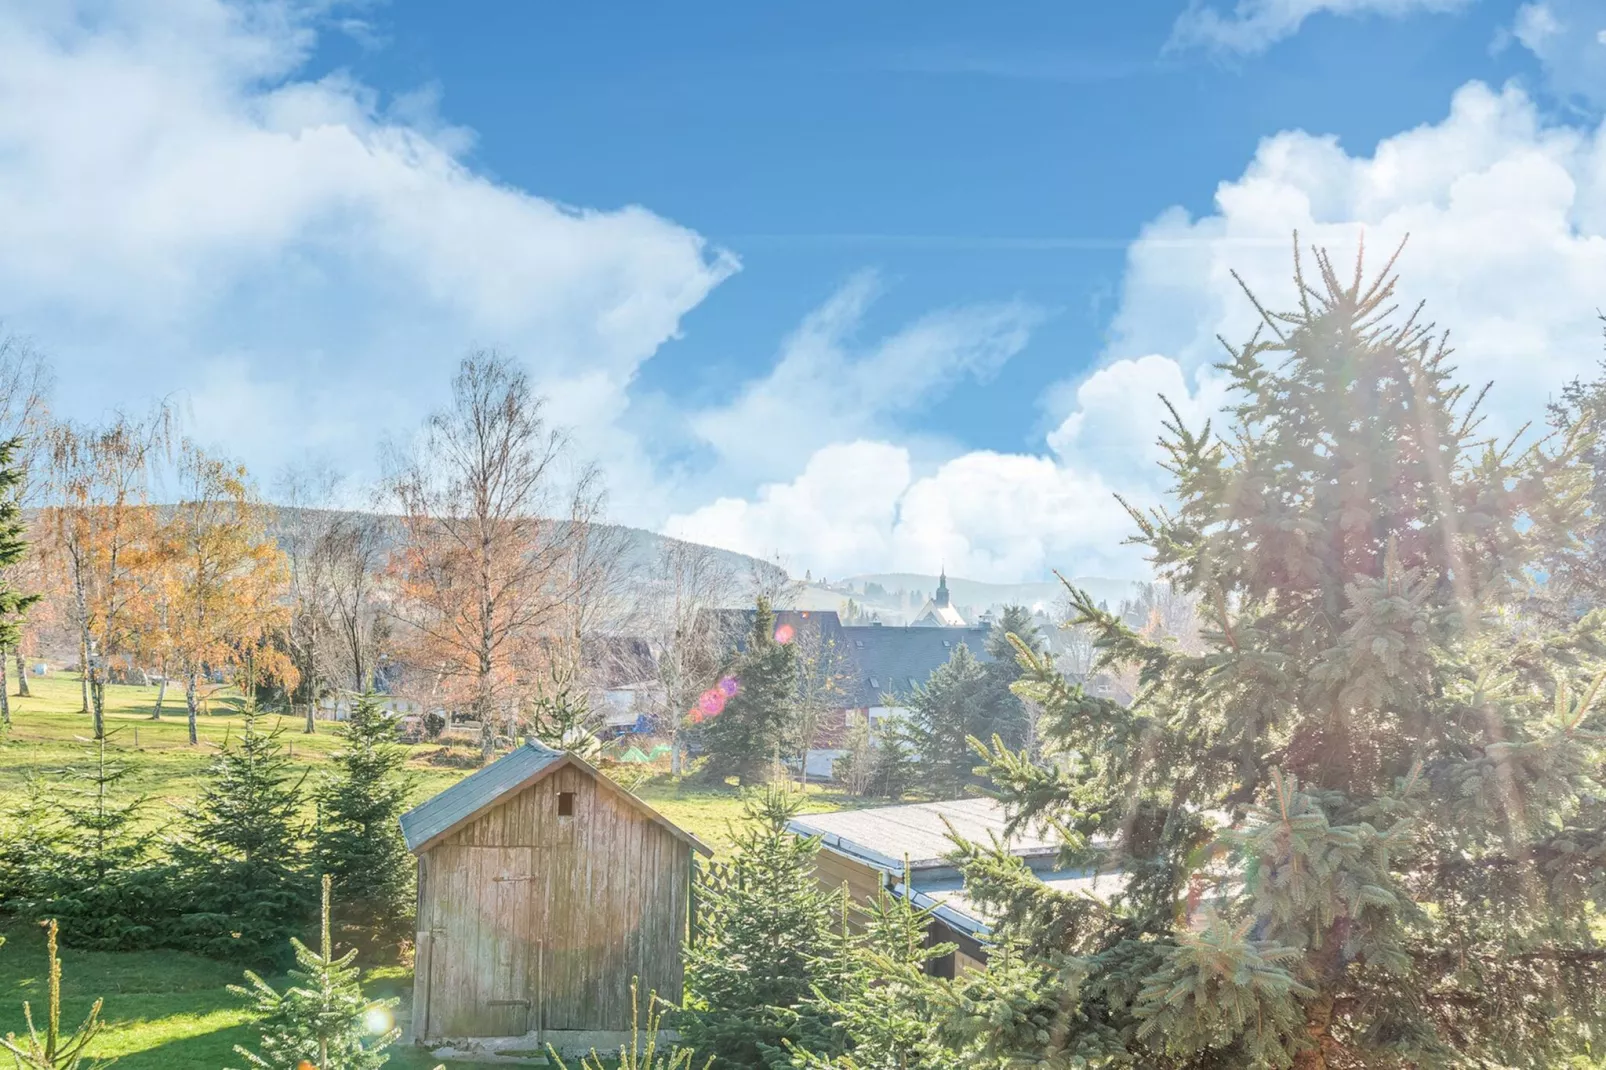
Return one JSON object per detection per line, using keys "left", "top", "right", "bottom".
{"left": 399, "top": 741, "right": 566, "bottom": 852}
{"left": 893, "top": 867, "right": 1124, "bottom": 937}
{"left": 788, "top": 796, "right": 1058, "bottom": 870}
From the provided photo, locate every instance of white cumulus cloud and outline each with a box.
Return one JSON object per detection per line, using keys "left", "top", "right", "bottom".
{"left": 677, "top": 79, "right": 1606, "bottom": 582}
{"left": 1508, "top": 2, "right": 1606, "bottom": 107}
{"left": 667, "top": 358, "right": 1214, "bottom": 582}
{"left": 0, "top": 0, "right": 734, "bottom": 496}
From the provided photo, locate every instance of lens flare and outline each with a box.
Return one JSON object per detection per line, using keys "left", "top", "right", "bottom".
{"left": 718, "top": 676, "right": 740, "bottom": 698}
{"left": 363, "top": 1005, "right": 394, "bottom": 1035}
{"left": 774, "top": 624, "right": 795, "bottom": 644}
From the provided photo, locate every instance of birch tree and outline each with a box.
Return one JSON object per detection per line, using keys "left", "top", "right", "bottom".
{"left": 387, "top": 351, "right": 608, "bottom": 764}
{"left": 42, "top": 408, "right": 170, "bottom": 738}
{"left": 276, "top": 465, "right": 339, "bottom": 733}
{"left": 792, "top": 619, "right": 852, "bottom": 787}
{"left": 160, "top": 441, "right": 293, "bottom": 744}
{"left": 649, "top": 540, "right": 740, "bottom": 775}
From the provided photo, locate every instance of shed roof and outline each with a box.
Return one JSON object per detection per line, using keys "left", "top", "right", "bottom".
{"left": 787, "top": 796, "right": 1057, "bottom": 872}
{"left": 400, "top": 740, "right": 711, "bottom": 856}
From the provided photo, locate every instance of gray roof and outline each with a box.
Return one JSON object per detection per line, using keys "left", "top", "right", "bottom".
{"left": 400, "top": 740, "right": 712, "bottom": 856}
{"left": 702, "top": 608, "right": 847, "bottom": 649}
{"left": 400, "top": 741, "right": 566, "bottom": 852}
{"left": 697, "top": 610, "right": 995, "bottom": 709}
{"left": 895, "top": 868, "right": 1121, "bottom": 938}
{"left": 787, "top": 796, "right": 1056, "bottom": 872}
{"left": 838, "top": 625, "right": 993, "bottom": 707}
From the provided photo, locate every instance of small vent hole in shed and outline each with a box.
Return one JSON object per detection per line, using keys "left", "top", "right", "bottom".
{"left": 557, "top": 791, "right": 575, "bottom": 817}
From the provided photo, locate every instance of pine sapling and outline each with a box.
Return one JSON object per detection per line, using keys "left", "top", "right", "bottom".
{"left": 228, "top": 874, "right": 399, "bottom": 1070}
{"left": 0, "top": 920, "right": 109, "bottom": 1070}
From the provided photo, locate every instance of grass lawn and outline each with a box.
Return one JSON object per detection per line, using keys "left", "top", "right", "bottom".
{"left": 0, "top": 671, "right": 866, "bottom": 1067}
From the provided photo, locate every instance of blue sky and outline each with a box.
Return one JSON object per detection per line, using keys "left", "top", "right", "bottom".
{"left": 1, "top": 0, "right": 1604, "bottom": 581}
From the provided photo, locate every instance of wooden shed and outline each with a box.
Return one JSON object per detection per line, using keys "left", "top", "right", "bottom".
{"left": 401, "top": 741, "right": 711, "bottom": 1048}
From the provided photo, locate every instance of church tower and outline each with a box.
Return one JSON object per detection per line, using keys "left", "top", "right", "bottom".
{"left": 911, "top": 566, "right": 964, "bottom": 627}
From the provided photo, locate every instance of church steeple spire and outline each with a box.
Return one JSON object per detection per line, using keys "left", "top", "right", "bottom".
{"left": 935, "top": 566, "right": 950, "bottom": 608}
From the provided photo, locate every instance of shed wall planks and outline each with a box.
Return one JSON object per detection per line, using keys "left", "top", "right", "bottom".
{"left": 813, "top": 849, "right": 887, "bottom": 909}
{"left": 413, "top": 763, "right": 690, "bottom": 1039}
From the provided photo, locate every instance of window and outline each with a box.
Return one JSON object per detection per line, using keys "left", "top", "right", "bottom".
{"left": 942, "top": 640, "right": 951, "bottom": 648}
{"left": 869, "top": 677, "right": 879, "bottom": 688}
{"left": 557, "top": 791, "right": 575, "bottom": 817}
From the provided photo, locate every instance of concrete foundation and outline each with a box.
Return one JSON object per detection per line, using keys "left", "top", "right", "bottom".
{"left": 424, "top": 1028, "right": 684, "bottom": 1064}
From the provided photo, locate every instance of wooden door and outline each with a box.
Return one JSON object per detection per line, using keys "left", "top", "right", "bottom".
{"left": 426, "top": 846, "right": 535, "bottom": 1038}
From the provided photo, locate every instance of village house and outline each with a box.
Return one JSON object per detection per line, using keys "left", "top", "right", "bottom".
{"left": 701, "top": 606, "right": 996, "bottom": 780}
{"left": 807, "top": 618, "right": 994, "bottom": 779}
{"left": 401, "top": 741, "right": 711, "bottom": 1055}
{"left": 787, "top": 798, "right": 1119, "bottom": 976}
{"left": 583, "top": 635, "right": 666, "bottom": 737}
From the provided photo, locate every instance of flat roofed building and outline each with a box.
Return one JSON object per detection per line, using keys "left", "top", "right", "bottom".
{"left": 788, "top": 797, "right": 1116, "bottom": 976}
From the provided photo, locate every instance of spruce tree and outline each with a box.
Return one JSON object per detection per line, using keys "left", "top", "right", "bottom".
{"left": 789, "top": 878, "right": 954, "bottom": 1070}
{"left": 698, "top": 599, "right": 799, "bottom": 784}
{"left": 33, "top": 732, "right": 165, "bottom": 950}
{"left": 834, "top": 714, "right": 914, "bottom": 799}
{"left": 681, "top": 787, "right": 845, "bottom": 1068}
{"left": 977, "top": 605, "right": 1043, "bottom": 753}
{"left": 902, "top": 643, "right": 988, "bottom": 797}
{"left": 228, "top": 874, "right": 400, "bottom": 1070}
{"left": 959, "top": 245, "right": 1606, "bottom": 1067}
{"left": 313, "top": 693, "right": 414, "bottom": 957}
{"left": 175, "top": 709, "right": 311, "bottom": 966}
{"left": 1543, "top": 323, "right": 1606, "bottom": 619}
{"left": 0, "top": 436, "right": 38, "bottom": 730}
{"left": 0, "top": 776, "right": 62, "bottom": 907}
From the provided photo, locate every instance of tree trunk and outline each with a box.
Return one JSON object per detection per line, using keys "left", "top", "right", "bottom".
{"left": 1292, "top": 993, "right": 1335, "bottom": 1070}
{"left": 799, "top": 716, "right": 820, "bottom": 789}
{"left": 14, "top": 643, "right": 28, "bottom": 698}
{"left": 1293, "top": 934, "right": 1343, "bottom": 1070}
{"left": 153, "top": 669, "right": 166, "bottom": 720}
{"left": 303, "top": 618, "right": 317, "bottom": 733}
{"left": 78, "top": 633, "right": 90, "bottom": 713}
{"left": 0, "top": 646, "right": 9, "bottom": 727}
{"left": 478, "top": 674, "right": 495, "bottom": 765}
{"left": 186, "top": 669, "right": 199, "bottom": 745}
{"left": 89, "top": 657, "right": 105, "bottom": 740}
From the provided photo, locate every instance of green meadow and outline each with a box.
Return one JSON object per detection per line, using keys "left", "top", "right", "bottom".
{"left": 0, "top": 672, "right": 861, "bottom": 1067}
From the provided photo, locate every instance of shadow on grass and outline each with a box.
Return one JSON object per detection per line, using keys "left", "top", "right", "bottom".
{"left": 0, "top": 920, "right": 485, "bottom": 1069}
